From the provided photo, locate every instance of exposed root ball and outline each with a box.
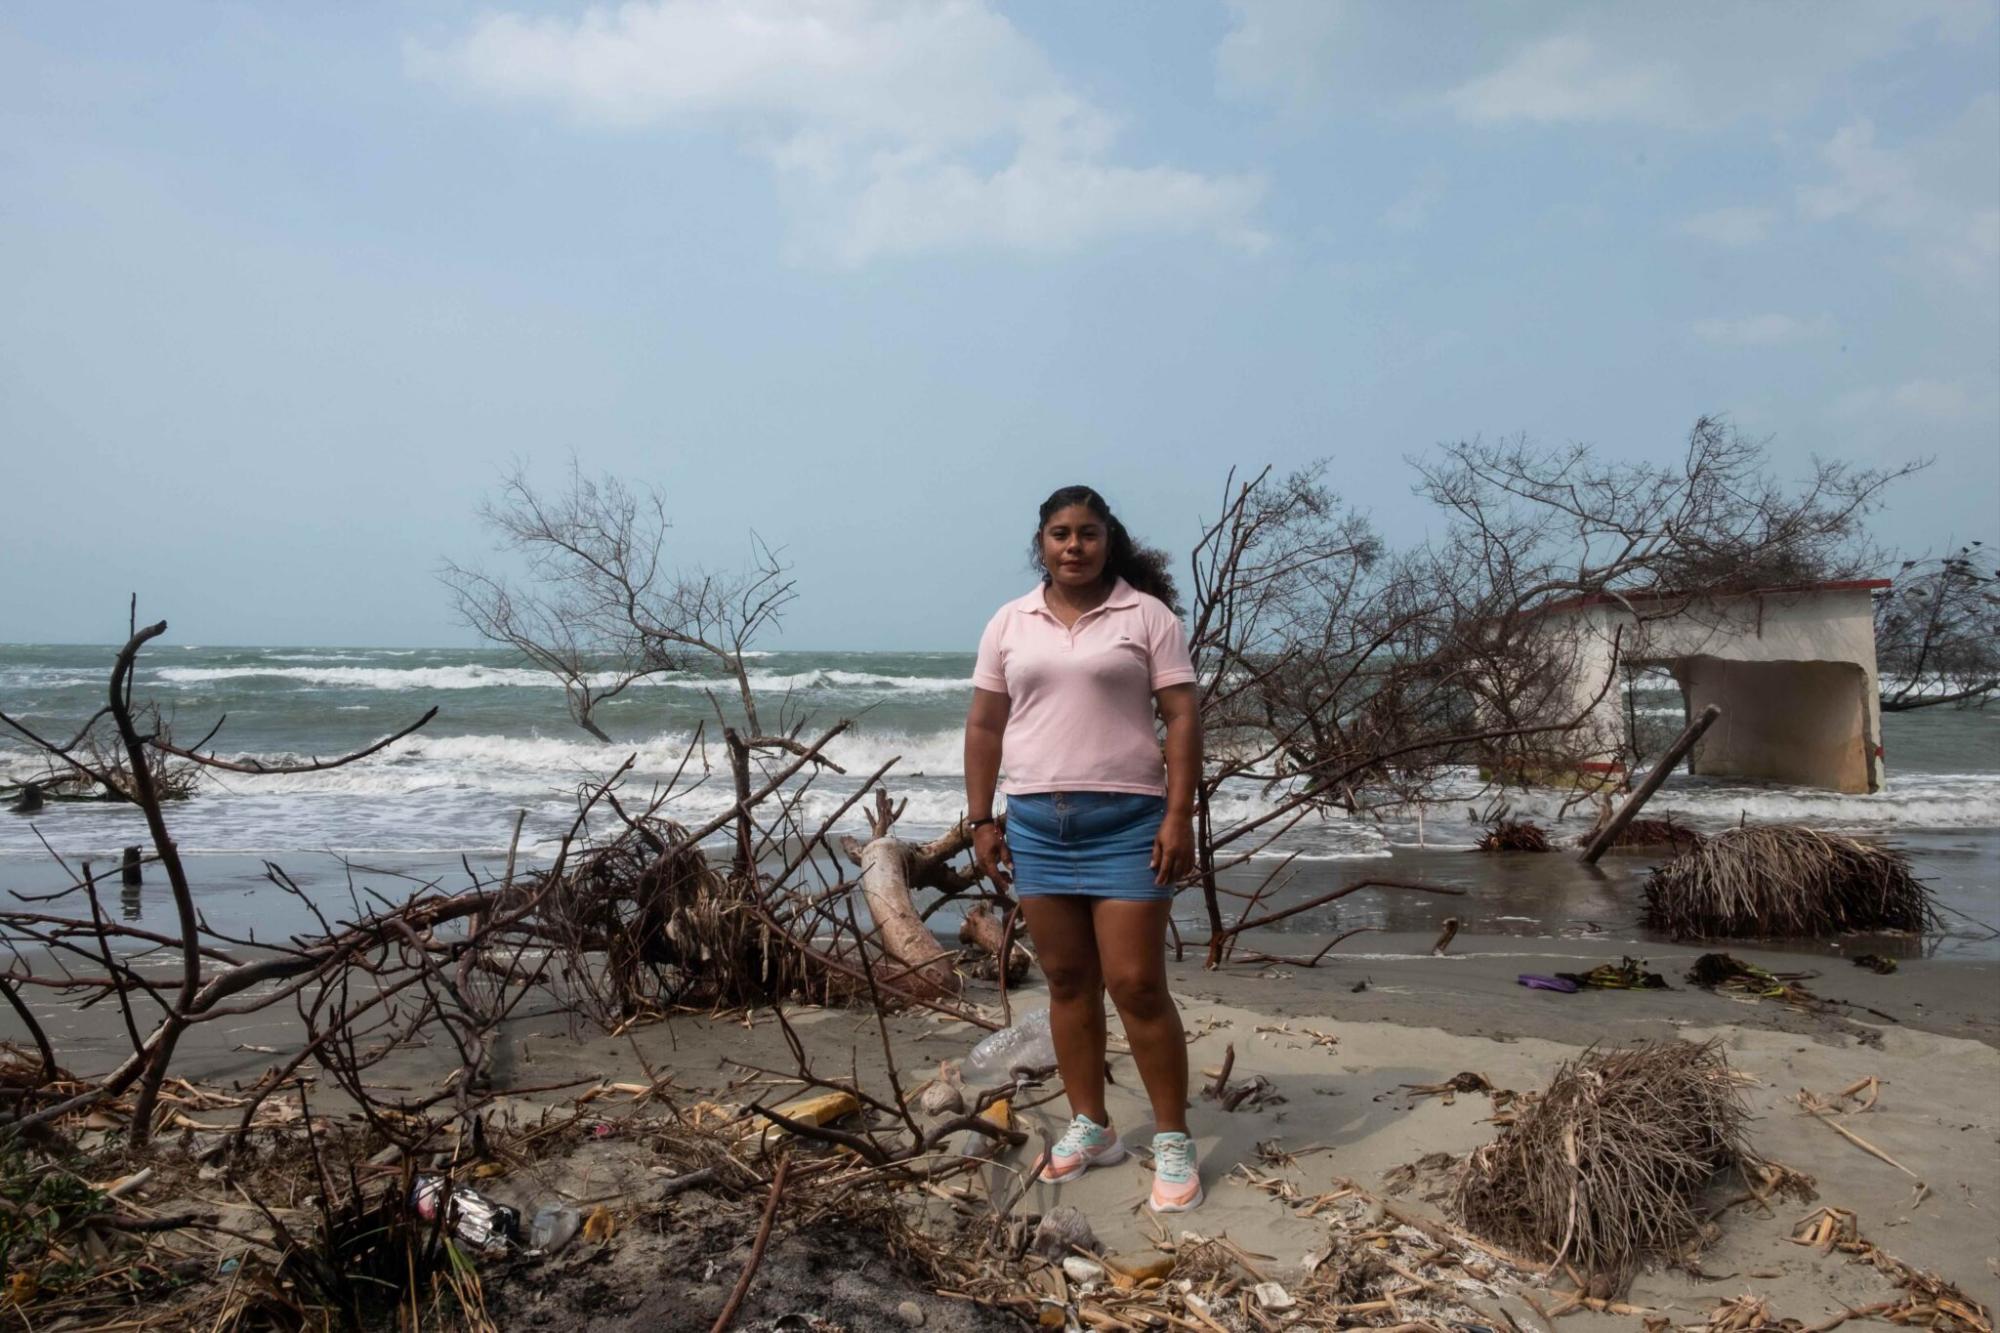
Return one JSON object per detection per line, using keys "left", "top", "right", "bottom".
{"left": 1644, "top": 825, "right": 1936, "bottom": 940}
{"left": 1456, "top": 1039, "right": 1746, "bottom": 1284}
{"left": 534, "top": 817, "right": 849, "bottom": 1019}
{"left": 1477, "top": 820, "right": 1551, "bottom": 852}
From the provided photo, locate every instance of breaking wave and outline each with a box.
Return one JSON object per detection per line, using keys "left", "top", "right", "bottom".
{"left": 151, "top": 665, "right": 972, "bottom": 694}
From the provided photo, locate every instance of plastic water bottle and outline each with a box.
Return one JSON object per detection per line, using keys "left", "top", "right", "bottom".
{"left": 527, "top": 1203, "right": 582, "bottom": 1254}
{"left": 962, "top": 1007, "right": 1056, "bottom": 1083}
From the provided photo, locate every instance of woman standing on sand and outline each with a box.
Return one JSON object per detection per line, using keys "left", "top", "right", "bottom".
{"left": 963, "top": 485, "right": 1205, "bottom": 1214}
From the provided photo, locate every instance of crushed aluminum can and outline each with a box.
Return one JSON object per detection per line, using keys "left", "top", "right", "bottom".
{"left": 411, "top": 1176, "right": 520, "bottom": 1253}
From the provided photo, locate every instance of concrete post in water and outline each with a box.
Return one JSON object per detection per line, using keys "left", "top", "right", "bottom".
{"left": 1579, "top": 704, "right": 1721, "bottom": 866}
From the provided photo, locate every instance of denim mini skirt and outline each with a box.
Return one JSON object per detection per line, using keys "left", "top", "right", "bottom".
{"left": 1005, "top": 791, "right": 1170, "bottom": 901}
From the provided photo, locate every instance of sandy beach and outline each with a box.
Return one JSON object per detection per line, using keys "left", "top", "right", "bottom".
{"left": 9, "top": 872, "right": 1996, "bottom": 1330}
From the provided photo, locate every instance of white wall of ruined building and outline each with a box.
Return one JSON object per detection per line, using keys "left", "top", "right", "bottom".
{"left": 1546, "top": 587, "right": 1884, "bottom": 793}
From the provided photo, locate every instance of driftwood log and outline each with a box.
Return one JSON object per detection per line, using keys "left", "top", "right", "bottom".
{"left": 959, "top": 904, "right": 1030, "bottom": 983}
{"left": 841, "top": 791, "right": 985, "bottom": 999}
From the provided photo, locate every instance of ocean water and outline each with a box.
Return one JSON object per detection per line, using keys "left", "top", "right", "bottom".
{"left": 4, "top": 643, "right": 1997, "bottom": 866}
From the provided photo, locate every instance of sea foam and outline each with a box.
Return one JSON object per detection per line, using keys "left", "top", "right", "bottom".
{"left": 151, "top": 664, "right": 973, "bottom": 694}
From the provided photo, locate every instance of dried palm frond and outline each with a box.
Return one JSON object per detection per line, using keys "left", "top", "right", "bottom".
{"left": 1644, "top": 825, "right": 1936, "bottom": 940}
{"left": 1477, "top": 820, "right": 1551, "bottom": 852}
{"left": 1573, "top": 817, "right": 1703, "bottom": 854}
{"left": 1456, "top": 1039, "right": 1746, "bottom": 1286}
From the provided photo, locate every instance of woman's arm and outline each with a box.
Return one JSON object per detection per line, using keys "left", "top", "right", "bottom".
{"left": 964, "top": 687, "right": 1013, "bottom": 889}
{"left": 1152, "top": 682, "right": 1200, "bottom": 886}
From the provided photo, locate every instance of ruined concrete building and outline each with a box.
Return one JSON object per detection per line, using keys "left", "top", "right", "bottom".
{"left": 1536, "top": 579, "right": 1890, "bottom": 794}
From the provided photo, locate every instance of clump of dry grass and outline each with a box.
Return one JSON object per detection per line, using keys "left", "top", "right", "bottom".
{"left": 1643, "top": 826, "right": 1937, "bottom": 940}
{"left": 1477, "top": 820, "right": 1551, "bottom": 852}
{"left": 1456, "top": 1040, "right": 1746, "bottom": 1286}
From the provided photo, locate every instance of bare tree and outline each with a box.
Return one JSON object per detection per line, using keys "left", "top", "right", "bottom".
{"left": 1178, "top": 466, "right": 1588, "bottom": 963}
{"left": 1178, "top": 419, "right": 1916, "bottom": 965}
{"left": 1877, "top": 540, "right": 1999, "bottom": 710}
{"left": 1412, "top": 415, "right": 1908, "bottom": 607}
{"left": 442, "top": 461, "right": 798, "bottom": 741}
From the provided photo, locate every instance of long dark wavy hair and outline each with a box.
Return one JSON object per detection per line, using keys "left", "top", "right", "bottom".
{"left": 1030, "top": 485, "right": 1182, "bottom": 613}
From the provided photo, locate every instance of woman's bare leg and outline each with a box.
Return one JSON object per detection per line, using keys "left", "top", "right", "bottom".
{"left": 1092, "top": 898, "right": 1187, "bottom": 1134}
{"left": 1017, "top": 896, "right": 1108, "bottom": 1124}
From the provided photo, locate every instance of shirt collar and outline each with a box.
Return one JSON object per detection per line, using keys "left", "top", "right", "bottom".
{"left": 1018, "top": 577, "right": 1141, "bottom": 616}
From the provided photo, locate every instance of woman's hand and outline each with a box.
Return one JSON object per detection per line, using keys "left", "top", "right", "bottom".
{"left": 973, "top": 823, "right": 1013, "bottom": 891}
{"left": 1151, "top": 811, "right": 1195, "bottom": 887}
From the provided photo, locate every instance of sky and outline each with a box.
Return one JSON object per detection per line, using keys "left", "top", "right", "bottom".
{"left": 3, "top": 1, "right": 1996, "bottom": 650}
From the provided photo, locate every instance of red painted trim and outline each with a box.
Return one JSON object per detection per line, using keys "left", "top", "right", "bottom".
{"left": 1532, "top": 578, "right": 1892, "bottom": 618}
{"left": 1575, "top": 761, "right": 1628, "bottom": 773}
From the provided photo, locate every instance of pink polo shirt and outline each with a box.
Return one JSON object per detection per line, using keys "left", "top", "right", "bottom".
{"left": 972, "top": 578, "right": 1196, "bottom": 796}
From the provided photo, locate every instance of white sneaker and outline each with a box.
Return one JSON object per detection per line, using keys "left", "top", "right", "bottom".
{"left": 1148, "top": 1132, "right": 1204, "bottom": 1212}
{"left": 1040, "top": 1114, "right": 1127, "bottom": 1182}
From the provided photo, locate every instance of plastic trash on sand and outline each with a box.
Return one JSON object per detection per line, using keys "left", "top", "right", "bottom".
{"left": 527, "top": 1203, "right": 582, "bottom": 1254}
{"left": 1517, "top": 974, "right": 1580, "bottom": 993}
{"left": 411, "top": 1177, "right": 520, "bottom": 1253}
{"left": 963, "top": 1007, "right": 1056, "bottom": 1083}
{"left": 746, "top": 1090, "right": 862, "bottom": 1150}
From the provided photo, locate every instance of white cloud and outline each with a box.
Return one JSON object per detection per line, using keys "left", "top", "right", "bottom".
{"left": 1445, "top": 34, "right": 1672, "bottom": 125}
{"left": 1801, "top": 122, "right": 1930, "bottom": 229}
{"left": 1218, "top": 1, "right": 1991, "bottom": 129}
{"left": 1691, "top": 313, "right": 1833, "bottom": 347}
{"left": 1678, "top": 206, "right": 1777, "bottom": 247}
{"left": 409, "top": 0, "right": 1264, "bottom": 266}
{"left": 1216, "top": 0, "right": 1356, "bottom": 111}
{"left": 823, "top": 154, "right": 1269, "bottom": 266}
{"left": 1835, "top": 377, "right": 1990, "bottom": 424}
{"left": 1380, "top": 173, "right": 1446, "bottom": 233}
{"left": 1798, "top": 98, "right": 2000, "bottom": 282}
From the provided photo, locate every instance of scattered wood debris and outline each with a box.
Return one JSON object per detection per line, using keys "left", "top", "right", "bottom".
{"left": 1199, "top": 1043, "right": 1287, "bottom": 1113}
{"left": 1398, "top": 1071, "right": 1512, "bottom": 1108}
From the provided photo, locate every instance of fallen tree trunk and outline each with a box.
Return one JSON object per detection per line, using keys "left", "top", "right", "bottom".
{"left": 839, "top": 792, "right": 992, "bottom": 1000}
{"left": 858, "top": 836, "right": 960, "bottom": 999}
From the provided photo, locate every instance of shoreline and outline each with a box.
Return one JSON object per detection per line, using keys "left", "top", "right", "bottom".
{"left": 9, "top": 827, "right": 1994, "bottom": 963}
